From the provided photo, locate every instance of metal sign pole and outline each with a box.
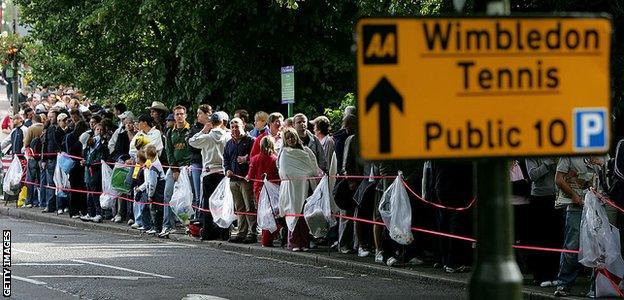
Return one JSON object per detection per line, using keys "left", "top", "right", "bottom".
{"left": 468, "top": 1, "right": 522, "bottom": 299}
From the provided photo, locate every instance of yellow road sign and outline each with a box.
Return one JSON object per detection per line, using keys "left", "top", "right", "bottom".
{"left": 356, "top": 16, "right": 611, "bottom": 160}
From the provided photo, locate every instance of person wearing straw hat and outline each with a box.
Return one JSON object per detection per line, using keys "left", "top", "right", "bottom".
{"left": 146, "top": 101, "right": 169, "bottom": 132}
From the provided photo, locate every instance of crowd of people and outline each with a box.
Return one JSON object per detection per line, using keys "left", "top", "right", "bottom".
{"left": 1, "top": 86, "right": 622, "bottom": 297}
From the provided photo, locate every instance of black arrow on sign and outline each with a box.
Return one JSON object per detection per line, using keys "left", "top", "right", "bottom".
{"left": 365, "top": 76, "right": 403, "bottom": 154}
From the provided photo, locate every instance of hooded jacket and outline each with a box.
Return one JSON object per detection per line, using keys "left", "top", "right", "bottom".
{"left": 188, "top": 127, "right": 231, "bottom": 175}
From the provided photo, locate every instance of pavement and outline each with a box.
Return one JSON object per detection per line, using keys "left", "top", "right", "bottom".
{"left": 0, "top": 202, "right": 592, "bottom": 300}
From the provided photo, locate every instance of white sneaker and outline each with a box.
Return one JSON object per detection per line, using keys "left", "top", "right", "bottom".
{"left": 358, "top": 247, "right": 371, "bottom": 257}
{"left": 130, "top": 223, "right": 140, "bottom": 229}
{"left": 92, "top": 215, "right": 103, "bottom": 223}
{"left": 113, "top": 216, "right": 123, "bottom": 223}
{"left": 71, "top": 214, "right": 81, "bottom": 219}
{"left": 375, "top": 251, "right": 384, "bottom": 264}
{"left": 63, "top": 208, "right": 69, "bottom": 213}
{"left": 57, "top": 209, "right": 63, "bottom": 214}
{"left": 80, "top": 215, "right": 92, "bottom": 222}
{"left": 127, "top": 219, "right": 135, "bottom": 226}
{"left": 25, "top": 204, "right": 33, "bottom": 208}
{"left": 137, "top": 226, "right": 147, "bottom": 231}
{"left": 386, "top": 257, "right": 398, "bottom": 267}
{"left": 146, "top": 229, "right": 158, "bottom": 235}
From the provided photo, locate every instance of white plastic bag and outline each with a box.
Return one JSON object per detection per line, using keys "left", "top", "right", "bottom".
{"left": 257, "top": 179, "right": 280, "bottom": 233}
{"left": 379, "top": 171, "right": 414, "bottom": 245}
{"left": 209, "top": 177, "right": 237, "bottom": 229}
{"left": 303, "top": 176, "right": 336, "bottom": 238}
{"left": 99, "top": 161, "right": 116, "bottom": 210}
{"left": 580, "top": 192, "right": 621, "bottom": 269}
{"left": 3, "top": 155, "right": 21, "bottom": 195}
{"left": 170, "top": 167, "right": 194, "bottom": 224}
{"left": 53, "top": 153, "right": 71, "bottom": 197}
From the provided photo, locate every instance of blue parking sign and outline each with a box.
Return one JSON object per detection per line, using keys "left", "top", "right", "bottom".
{"left": 574, "top": 108, "right": 607, "bottom": 151}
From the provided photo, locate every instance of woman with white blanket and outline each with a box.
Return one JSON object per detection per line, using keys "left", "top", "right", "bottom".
{"left": 278, "top": 128, "right": 321, "bottom": 252}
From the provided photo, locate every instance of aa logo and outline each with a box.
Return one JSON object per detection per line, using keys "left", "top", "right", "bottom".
{"left": 363, "top": 24, "right": 397, "bottom": 65}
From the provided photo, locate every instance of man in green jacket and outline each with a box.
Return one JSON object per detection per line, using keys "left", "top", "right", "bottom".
{"left": 160, "top": 105, "right": 191, "bottom": 237}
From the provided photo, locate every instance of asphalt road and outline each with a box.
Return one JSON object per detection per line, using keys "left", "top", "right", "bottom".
{"left": 1, "top": 215, "right": 466, "bottom": 300}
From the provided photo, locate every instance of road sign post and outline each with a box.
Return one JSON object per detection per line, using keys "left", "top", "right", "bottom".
{"left": 281, "top": 65, "right": 295, "bottom": 117}
{"left": 355, "top": 6, "right": 611, "bottom": 300}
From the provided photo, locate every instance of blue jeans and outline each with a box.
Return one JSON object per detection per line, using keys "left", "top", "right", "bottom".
{"left": 190, "top": 163, "right": 202, "bottom": 208}
{"left": 163, "top": 169, "right": 175, "bottom": 230}
{"left": 556, "top": 208, "right": 582, "bottom": 288}
{"left": 25, "top": 159, "right": 39, "bottom": 205}
{"left": 134, "top": 192, "right": 152, "bottom": 229}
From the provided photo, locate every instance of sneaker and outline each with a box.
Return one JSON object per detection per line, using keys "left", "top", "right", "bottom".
{"left": 554, "top": 286, "right": 570, "bottom": 297}
{"left": 63, "top": 208, "right": 69, "bottom": 213}
{"left": 57, "top": 209, "right": 63, "bottom": 215}
{"left": 158, "top": 228, "right": 172, "bottom": 238}
{"left": 168, "top": 228, "right": 177, "bottom": 235}
{"left": 375, "top": 251, "right": 384, "bottom": 264}
{"left": 358, "top": 247, "right": 371, "bottom": 257}
{"left": 444, "top": 265, "right": 470, "bottom": 273}
{"left": 71, "top": 214, "right": 82, "bottom": 219}
{"left": 127, "top": 219, "right": 135, "bottom": 226}
{"left": 387, "top": 257, "right": 398, "bottom": 267}
{"left": 113, "top": 215, "right": 123, "bottom": 223}
{"left": 408, "top": 257, "right": 425, "bottom": 266}
{"left": 25, "top": 204, "right": 33, "bottom": 208}
{"left": 292, "top": 248, "right": 301, "bottom": 252}
{"left": 80, "top": 215, "right": 93, "bottom": 222}
{"left": 540, "top": 281, "right": 553, "bottom": 287}
{"left": 137, "top": 226, "right": 147, "bottom": 231}
{"left": 339, "top": 248, "right": 354, "bottom": 254}
{"left": 301, "top": 247, "right": 309, "bottom": 252}
{"left": 146, "top": 229, "right": 158, "bottom": 235}
{"left": 131, "top": 223, "right": 140, "bottom": 229}
{"left": 92, "top": 215, "right": 103, "bottom": 223}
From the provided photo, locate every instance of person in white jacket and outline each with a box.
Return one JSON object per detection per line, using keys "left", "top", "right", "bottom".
{"left": 129, "top": 114, "right": 163, "bottom": 157}
{"left": 188, "top": 111, "right": 231, "bottom": 240}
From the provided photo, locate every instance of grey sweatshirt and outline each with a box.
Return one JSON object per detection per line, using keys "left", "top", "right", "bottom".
{"left": 525, "top": 158, "right": 557, "bottom": 196}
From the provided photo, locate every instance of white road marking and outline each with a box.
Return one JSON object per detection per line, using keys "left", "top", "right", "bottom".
{"left": 29, "top": 275, "right": 151, "bottom": 280}
{"left": 13, "top": 275, "right": 47, "bottom": 285}
{"left": 182, "top": 294, "right": 229, "bottom": 300}
{"left": 320, "top": 276, "right": 344, "bottom": 279}
{"left": 13, "top": 263, "right": 84, "bottom": 266}
{"left": 13, "top": 249, "right": 40, "bottom": 254}
{"left": 71, "top": 259, "right": 173, "bottom": 279}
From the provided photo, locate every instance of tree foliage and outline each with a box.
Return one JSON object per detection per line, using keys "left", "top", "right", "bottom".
{"left": 14, "top": 0, "right": 624, "bottom": 141}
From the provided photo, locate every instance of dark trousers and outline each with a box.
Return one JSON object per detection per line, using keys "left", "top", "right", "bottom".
{"left": 201, "top": 173, "right": 226, "bottom": 240}
{"left": 437, "top": 208, "right": 473, "bottom": 269}
{"left": 150, "top": 198, "right": 164, "bottom": 232}
{"left": 86, "top": 170, "right": 102, "bottom": 217}
{"left": 526, "top": 195, "right": 564, "bottom": 283}
{"left": 69, "top": 165, "right": 86, "bottom": 217}
{"left": 45, "top": 159, "right": 57, "bottom": 211}
{"left": 25, "top": 159, "right": 39, "bottom": 206}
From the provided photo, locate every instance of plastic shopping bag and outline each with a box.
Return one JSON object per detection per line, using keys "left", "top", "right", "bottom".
{"left": 3, "top": 155, "right": 22, "bottom": 195}
{"left": 111, "top": 163, "right": 132, "bottom": 193}
{"left": 170, "top": 167, "right": 194, "bottom": 224}
{"left": 379, "top": 171, "right": 414, "bottom": 245}
{"left": 257, "top": 179, "right": 280, "bottom": 233}
{"left": 304, "top": 176, "right": 336, "bottom": 238}
{"left": 580, "top": 191, "right": 621, "bottom": 269}
{"left": 209, "top": 177, "right": 237, "bottom": 229}
{"left": 58, "top": 153, "right": 75, "bottom": 174}
{"left": 99, "top": 160, "right": 116, "bottom": 210}
{"left": 53, "top": 154, "right": 70, "bottom": 197}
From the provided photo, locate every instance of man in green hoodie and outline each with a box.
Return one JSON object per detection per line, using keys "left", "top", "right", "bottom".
{"left": 160, "top": 105, "right": 191, "bottom": 237}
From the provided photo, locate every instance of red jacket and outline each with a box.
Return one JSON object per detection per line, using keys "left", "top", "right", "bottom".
{"left": 247, "top": 152, "right": 279, "bottom": 199}
{"left": 249, "top": 130, "right": 268, "bottom": 158}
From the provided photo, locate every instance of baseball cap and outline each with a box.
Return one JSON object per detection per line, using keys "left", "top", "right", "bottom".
{"left": 118, "top": 111, "right": 134, "bottom": 120}
{"left": 210, "top": 111, "right": 229, "bottom": 123}
{"left": 35, "top": 104, "right": 47, "bottom": 114}
{"left": 57, "top": 113, "right": 69, "bottom": 121}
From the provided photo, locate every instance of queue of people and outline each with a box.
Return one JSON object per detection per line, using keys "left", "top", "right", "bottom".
{"left": 2, "top": 86, "right": 622, "bottom": 298}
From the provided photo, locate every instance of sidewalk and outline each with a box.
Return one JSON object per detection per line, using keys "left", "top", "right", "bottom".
{"left": 0, "top": 201, "right": 586, "bottom": 299}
